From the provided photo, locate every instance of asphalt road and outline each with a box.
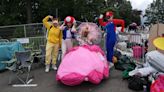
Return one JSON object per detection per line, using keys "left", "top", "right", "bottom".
{"left": 0, "top": 65, "right": 141, "bottom": 92}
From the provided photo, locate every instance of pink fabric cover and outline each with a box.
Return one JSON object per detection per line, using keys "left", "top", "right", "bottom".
{"left": 56, "top": 45, "right": 109, "bottom": 86}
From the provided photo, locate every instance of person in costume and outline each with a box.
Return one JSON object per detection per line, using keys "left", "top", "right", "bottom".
{"left": 56, "top": 22, "right": 109, "bottom": 86}
{"left": 76, "top": 22, "right": 102, "bottom": 45}
{"left": 42, "top": 15, "right": 62, "bottom": 72}
{"left": 60, "top": 16, "right": 77, "bottom": 58}
{"left": 98, "top": 11, "right": 125, "bottom": 67}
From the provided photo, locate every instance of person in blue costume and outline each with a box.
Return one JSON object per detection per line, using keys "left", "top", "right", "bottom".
{"left": 98, "top": 11, "right": 125, "bottom": 68}
{"left": 106, "top": 22, "right": 116, "bottom": 65}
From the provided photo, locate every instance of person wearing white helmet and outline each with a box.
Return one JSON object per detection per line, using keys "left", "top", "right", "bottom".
{"left": 60, "top": 16, "right": 77, "bottom": 59}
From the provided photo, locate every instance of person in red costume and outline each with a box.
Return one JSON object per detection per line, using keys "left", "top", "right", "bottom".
{"left": 98, "top": 11, "right": 125, "bottom": 32}
{"left": 98, "top": 11, "right": 125, "bottom": 68}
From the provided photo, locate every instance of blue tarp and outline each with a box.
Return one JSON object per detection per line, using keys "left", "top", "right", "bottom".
{"left": 0, "top": 42, "right": 24, "bottom": 70}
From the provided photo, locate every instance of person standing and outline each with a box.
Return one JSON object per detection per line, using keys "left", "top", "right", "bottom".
{"left": 60, "top": 16, "right": 77, "bottom": 58}
{"left": 98, "top": 11, "right": 125, "bottom": 68}
{"left": 42, "top": 15, "right": 62, "bottom": 72}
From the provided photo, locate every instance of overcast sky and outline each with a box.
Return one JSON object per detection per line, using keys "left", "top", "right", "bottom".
{"left": 129, "top": 0, "right": 154, "bottom": 11}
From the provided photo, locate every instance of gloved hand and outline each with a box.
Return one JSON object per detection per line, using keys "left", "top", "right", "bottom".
{"left": 99, "top": 14, "right": 104, "bottom": 19}
{"left": 71, "top": 25, "right": 77, "bottom": 33}
{"left": 73, "top": 20, "right": 76, "bottom": 25}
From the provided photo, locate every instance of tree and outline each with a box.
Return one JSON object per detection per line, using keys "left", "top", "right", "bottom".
{"left": 0, "top": 0, "right": 141, "bottom": 27}
{"left": 26, "top": 0, "right": 32, "bottom": 23}
{"left": 145, "top": 0, "right": 164, "bottom": 24}
{"left": 101, "top": 0, "right": 141, "bottom": 27}
{"left": 0, "top": 0, "right": 26, "bottom": 25}
{"left": 73, "top": 0, "right": 105, "bottom": 22}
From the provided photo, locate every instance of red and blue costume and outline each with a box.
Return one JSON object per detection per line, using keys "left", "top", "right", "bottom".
{"left": 98, "top": 11, "right": 125, "bottom": 62}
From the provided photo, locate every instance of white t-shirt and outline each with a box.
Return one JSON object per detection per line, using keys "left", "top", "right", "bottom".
{"left": 66, "top": 29, "right": 72, "bottom": 38}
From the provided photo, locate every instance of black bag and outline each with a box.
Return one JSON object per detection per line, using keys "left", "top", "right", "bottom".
{"left": 114, "top": 55, "right": 136, "bottom": 71}
{"left": 128, "top": 76, "right": 147, "bottom": 91}
{"left": 113, "top": 50, "right": 122, "bottom": 59}
{"left": 114, "top": 60, "right": 125, "bottom": 71}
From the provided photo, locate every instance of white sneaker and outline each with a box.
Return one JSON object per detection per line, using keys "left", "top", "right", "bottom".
{"left": 52, "top": 64, "right": 57, "bottom": 70}
{"left": 109, "top": 62, "right": 114, "bottom": 69}
{"left": 45, "top": 65, "right": 50, "bottom": 72}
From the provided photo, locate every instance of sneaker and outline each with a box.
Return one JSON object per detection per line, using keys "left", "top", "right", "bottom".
{"left": 45, "top": 65, "right": 50, "bottom": 72}
{"left": 109, "top": 62, "right": 114, "bottom": 69}
{"left": 52, "top": 64, "right": 57, "bottom": 70}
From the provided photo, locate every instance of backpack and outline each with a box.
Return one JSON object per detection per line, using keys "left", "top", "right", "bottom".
{"left": 128, "top": 76, "right": 147, "bottom": 91}
{"left": 114, "top": 55, "right": 136, "bottom": 71}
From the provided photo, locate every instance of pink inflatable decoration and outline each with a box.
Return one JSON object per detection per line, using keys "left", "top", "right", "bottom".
{"left": 56, "top": 23, "right": 109, "bottom": 86}
{"left": 151, "top": 75, "right": 164, "bottom": 92}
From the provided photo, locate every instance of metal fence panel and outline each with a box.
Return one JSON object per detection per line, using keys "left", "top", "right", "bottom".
{"left": 115, "top": 32, "right": 147, "bottom": 62}
{"left": 0, "top": 23, "right": 46, "bottom": 51}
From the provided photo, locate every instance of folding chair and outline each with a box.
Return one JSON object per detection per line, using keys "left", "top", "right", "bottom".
{"left": 35, "top": 45, "right": 62, "bottom": 67}
{"left": 0, "top": 39, "right": 9, "bottom": 42}
{"left": 24, "top": 47, "right": 33, "bottom": 51}
{"left": 6, "top": 51, "right": 37, "bottom": 87}
{"left": 40, "top": 45, "right": 46, "bottom": 59}
{"left": 35, "top": 45, "right": 46, "bottom": 64}
{"left": 56, "top": 48, "right": 62, "bottom": 67}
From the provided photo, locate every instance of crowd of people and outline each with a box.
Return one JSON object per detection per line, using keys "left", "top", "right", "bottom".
{"left": 42, "top": 11, "right": 125, "bottom": 73}
{"left": 42, "top": 11, "right": 164, "bottom": 89}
